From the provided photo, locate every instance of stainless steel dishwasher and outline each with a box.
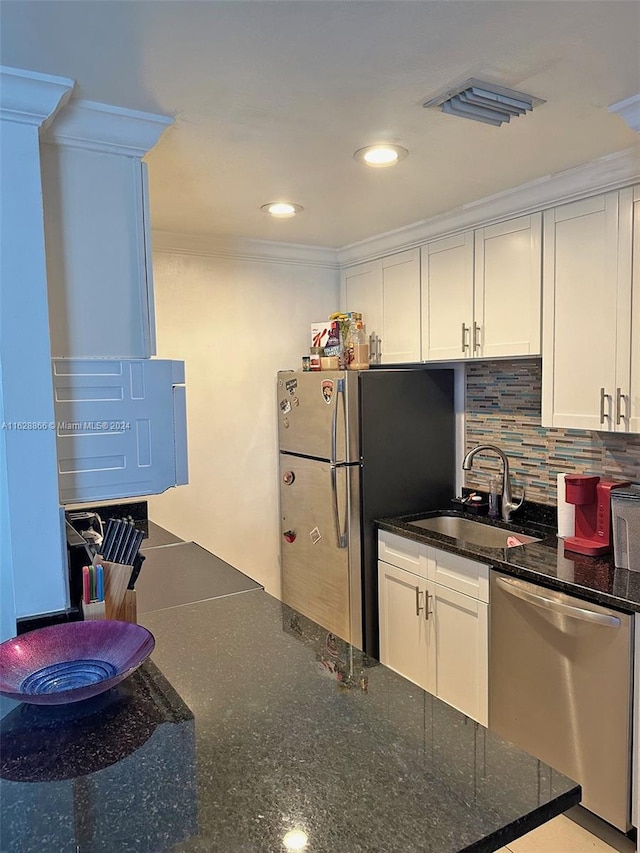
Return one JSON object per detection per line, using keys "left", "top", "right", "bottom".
{"left": 489, "top": 571, "right": 634, "bottom": 831}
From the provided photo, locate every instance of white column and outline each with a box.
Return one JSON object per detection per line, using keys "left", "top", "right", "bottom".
{"left": 0, "top": 67, "right": 75, "bottom": 640}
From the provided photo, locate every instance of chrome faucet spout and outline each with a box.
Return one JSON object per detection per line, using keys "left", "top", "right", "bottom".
{"left": 462, "top": 444, "right": 525, "bottom": 523}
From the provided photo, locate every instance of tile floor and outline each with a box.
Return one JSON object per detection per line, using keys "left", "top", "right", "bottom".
{"left": 498, "top": 807, "right": 636, "bottom": 853}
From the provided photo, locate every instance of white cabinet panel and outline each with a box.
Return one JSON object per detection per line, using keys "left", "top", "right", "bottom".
{"left": 431, "top": 584, "right": 488, "bottom": 726}
{"left": 53, "top": 359, "right": 188, "bottom": 504}
{"left": 628, "top": 188, "right": 640, "bottom": 434}
{"left": 42, "top": 146, "right": 156, "bottom": 359}
{"left": 342, "top": 250, "right": 421, "bottom": 364}
{"left": 342, "top": 260, "right": 383, "bottom": 351}
{"left": 427, "top": 547, "right": 489, "bottom": 603}
{"left": 542, "top": 189, "right": 635, "bottom": 432}
{"left": 378, "top": 530, "right": 428, "bottom": 578}
{"left": 378, "top": 560, "right": 430, "bottom": 691}
{"left": 475, "top": 214, "right": 541, "bottom": 358}
{"left": 377, "top": 534, "right": 489, "bottom": 724}
{"left": 381, "top": 249, "right": 421, "bottom": 363}
{"left": 422, "top": 232, "right": 474, "bottom": 360}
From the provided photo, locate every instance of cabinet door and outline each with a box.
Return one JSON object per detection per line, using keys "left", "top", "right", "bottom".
{"left": 53, "top": 358, "right": 187, "bottom": 503}
{"left": 431, "top": 584, "right": 488, "bottom": 726}
{"left": 624, "top": 187, "right": 640, "bottom": 433}
{"left": 474, "top": 214, "right": 542, "bottom": 358}
{"left": 421, "top": 232, "right": 474, "bottom": 360}
{"left": 341, "top": 260, "right": 383, "bottom": 349}
{"left": 381, "top": 249, "right": 421, "bottom": 363}
{"left": 42, "top": 146, "right": 155, "bottom": 359}
{"left": 542, "top": 193, "right": 621, "bottom": 430}
{"left": 378, "top": 560, "right": 429, "bottom": 691}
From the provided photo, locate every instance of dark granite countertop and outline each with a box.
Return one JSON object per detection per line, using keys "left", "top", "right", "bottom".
{"left": 1, "top": 590, "right": 580, "bottom": 852}
{"left": 136, "top": 540, "right": 262, "bottom": 615}
{"left": 377, "top": 509, "right": 640, "bottom": 614}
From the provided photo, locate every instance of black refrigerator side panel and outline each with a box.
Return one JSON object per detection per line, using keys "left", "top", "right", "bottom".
{"left": 359, "top": 369, "right": 456, "bottom": 658}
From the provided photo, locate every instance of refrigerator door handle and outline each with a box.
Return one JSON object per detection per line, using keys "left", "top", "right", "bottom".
{"left": 331, "top": 378, "right": 346, "bottom": 465}
{"left": 331, "top": 464, "right": 348, "bottom": 549}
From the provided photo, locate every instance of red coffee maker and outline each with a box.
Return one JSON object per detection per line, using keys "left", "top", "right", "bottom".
{"left": 564, "top": 475, "right": 630, "bottom": 556}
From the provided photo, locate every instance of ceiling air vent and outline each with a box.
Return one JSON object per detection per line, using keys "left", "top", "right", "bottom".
{"left": 423, "top": 78, "right": 545, "bottom": 127}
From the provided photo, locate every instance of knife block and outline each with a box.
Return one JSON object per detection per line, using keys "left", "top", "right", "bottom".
{"left": 91, "top": 557, "right": 138, "bottom": 624}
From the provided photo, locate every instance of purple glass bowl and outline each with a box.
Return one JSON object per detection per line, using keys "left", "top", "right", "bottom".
{"left": 0, "top": 621, "right": 155, "bottom": 705}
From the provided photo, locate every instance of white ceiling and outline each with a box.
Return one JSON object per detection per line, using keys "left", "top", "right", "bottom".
{"left": 2, "top": 1, "right": 639, "bottom": 248}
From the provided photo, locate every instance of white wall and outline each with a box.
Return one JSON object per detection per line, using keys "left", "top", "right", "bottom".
{"left": 147, "top": 249, "right": 339, "bottom": 596}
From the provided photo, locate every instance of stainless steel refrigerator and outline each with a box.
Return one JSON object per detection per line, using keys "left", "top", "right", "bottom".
{"left": 277, "top": 368, "right": 455, "bottom": 657}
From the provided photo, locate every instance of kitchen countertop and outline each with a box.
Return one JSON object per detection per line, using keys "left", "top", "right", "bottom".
{"left": 377, "top": 510, "right": 640, "bottom": 613}
{"left": 141, "top": 520, "right": 185, "bottom": 549}
{"left": 135, "top": 539, "right": 262, "bottom": 615}
{"left": 1, "top": 589, "right": 580, "bottom": 853}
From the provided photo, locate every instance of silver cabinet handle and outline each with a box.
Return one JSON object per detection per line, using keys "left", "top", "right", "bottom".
{"left": 368, "top": 333, "right": 381, "bottom": 364}
{"left": 473, "top": 322, "right": 481, "bottom": 354}
{"left": 424, "top": 590, "right": 433, "bottom": 621}
{"left": 599, "top": 387, "right": 610, "bottom": 425}
{"left": 330, "top": 465, "right": 348, "bottom": 549}
{"left": 415, "top": 586, "right": 424, "bottom": 617}
{"left": 461, "top": 323, "right": 469, "bottom": 353}
{"left": 495, "top": 576, "right": 620, "bottom": 628}
{"left": 616, "top": 388, "right": 627, "bottom": 425}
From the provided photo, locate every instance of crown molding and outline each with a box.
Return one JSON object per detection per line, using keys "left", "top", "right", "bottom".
{"left": 152, "top": 230, "right": 339, "bottom": 269}
{"left": 41, "top": 99, "right": 174, "bottom": 157}
{"left": 0, "top": 66, "right": 74, "bottom": 127}
{"left": 337, "top": 147, "right": 640, "bottom": 266}
{"left": 609, "top": 94, "right": 640, "bottom": 134}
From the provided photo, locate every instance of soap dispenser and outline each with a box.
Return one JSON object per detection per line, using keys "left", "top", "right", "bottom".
{"left": 488, "top": 475, "right": 500, "bottom": 518}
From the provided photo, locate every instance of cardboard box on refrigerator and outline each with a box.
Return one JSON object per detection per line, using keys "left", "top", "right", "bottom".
{"left": 311, "top": 321, "right": 342, "bottom": 357}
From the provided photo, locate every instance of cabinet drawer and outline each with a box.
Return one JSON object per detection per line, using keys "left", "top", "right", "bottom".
{"left": 378, "top": 530, "right": 428, "bottom": 579}
{"left": 427, "top": 548, "right": 489, "bottom": 602}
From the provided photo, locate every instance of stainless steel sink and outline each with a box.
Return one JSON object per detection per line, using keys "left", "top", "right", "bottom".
{"left": 408, "top": 515, "right": 541, "bottom": 549}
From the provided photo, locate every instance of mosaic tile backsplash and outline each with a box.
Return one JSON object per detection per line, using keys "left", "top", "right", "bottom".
{"left": 464, "top": 359, "right": 640, "bottom": 507}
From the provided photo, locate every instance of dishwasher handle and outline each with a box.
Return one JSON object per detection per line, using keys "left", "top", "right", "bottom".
{"left": 495, "top": 576, "right": 621, "bottom": 628}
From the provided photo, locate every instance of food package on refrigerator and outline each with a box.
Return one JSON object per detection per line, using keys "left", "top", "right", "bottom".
{"left": 311, "top": 321, "right": 341, "bottom": 357}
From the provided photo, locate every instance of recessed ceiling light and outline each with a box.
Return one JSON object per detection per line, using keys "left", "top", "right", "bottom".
{"left": 260, "top": 202, "right": 303, "bottom": 218}
{"left": 283, "top": 830, "right": 308, "bottom": 851}
{"left": 353, "top": 144, "right": 408, "bottom": 167}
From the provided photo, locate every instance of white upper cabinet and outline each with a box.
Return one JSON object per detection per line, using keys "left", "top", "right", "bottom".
{"left": 342, "top": 260, "right": 383, "bottom": 355}
{"left": 421, "top": 214, "right": 541, "bottom": 361}
{"left": 542, "top": 188, "right": 635, "bottom": 432}
{"left": 342, "top": 248, "right": 420, "bottom": 364}
{"left": 474, "top": 214, "right": 542, "bottom": 358}
{"left": 40, "top": 100, "right": 172, "bottom": 359}
{"left": 53, "top": 358, "right": 188, "bottom": 504}
{"left": 421, "top": 232, "right": 474, "bottom": 360}
{"left": 628, "top": 186, "right": 640, "bottom": 433}
{"left": 380, "top": 250, "right": 421, "bottom": 363}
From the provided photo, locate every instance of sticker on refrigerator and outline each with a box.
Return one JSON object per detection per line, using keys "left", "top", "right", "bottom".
{"left": 321, "top": 380, "right": 334, "bottom": 404}
{"left": 309, "top": 526, "right": 322, "bottom": 545}
{"left": 285, "top": 378, "right": 298, "bottom": 396}
{"left": 280, "top": 398, "right": 292, "bottom": 414}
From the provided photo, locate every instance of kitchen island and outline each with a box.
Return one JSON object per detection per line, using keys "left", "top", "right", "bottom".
{"left": 1, "top": 586, "right": 579, "bottom": 852}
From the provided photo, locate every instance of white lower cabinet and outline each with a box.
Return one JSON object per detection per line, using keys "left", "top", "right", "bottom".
{"left": 378, "top": 560, "right": 431, "bottom": 691}
{"left": 429, "top": 582, "right": 488, "bottom": 726}
{"left": 378, "top": 530, "right": 489, "bottom": 725}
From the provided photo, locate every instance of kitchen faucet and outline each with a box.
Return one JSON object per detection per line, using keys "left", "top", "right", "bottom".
{"left": 462, "top": 444, "right": 525, "bottom": 523}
